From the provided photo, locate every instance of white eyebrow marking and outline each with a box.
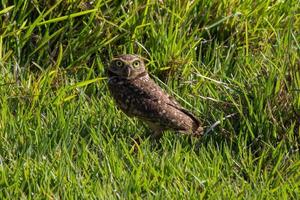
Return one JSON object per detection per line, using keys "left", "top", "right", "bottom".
{"left": 111, "top": 58, "right": 129, "bottom": 64}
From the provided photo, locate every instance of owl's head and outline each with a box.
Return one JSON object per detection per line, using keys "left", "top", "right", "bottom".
{"left": 108, "top": 54, "right": 147, "bottom": 79}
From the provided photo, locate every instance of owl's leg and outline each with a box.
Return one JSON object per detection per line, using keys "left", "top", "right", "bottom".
{"left": 151, "top": 130, "right": 163, "bottom": 140}
{"left": 145, "top": 121, "right": 163, "bottom": 140}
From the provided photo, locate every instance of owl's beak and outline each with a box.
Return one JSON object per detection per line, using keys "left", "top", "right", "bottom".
{"left": 125, "top": 66, "right": 131, "bottom": 78}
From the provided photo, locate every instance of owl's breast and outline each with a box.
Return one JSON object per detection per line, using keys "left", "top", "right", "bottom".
{"left": 108, "top": 78, "right": 145, "bottom": 115}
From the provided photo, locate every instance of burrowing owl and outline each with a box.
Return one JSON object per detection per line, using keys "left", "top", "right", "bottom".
{"left": 107, "top": 54, "right": 203, "bottom": 138}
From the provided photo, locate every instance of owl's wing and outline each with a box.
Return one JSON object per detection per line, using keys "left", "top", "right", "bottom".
{"left": 168, "top": 103, "right": 200, "bottom": 121}
{"left": 128, "top": 78, "right": 200, "bottom": 123}
{"left": 166, "top": 96, "right": 201, "bottom": 126}
{"left": 131, "top": 84, "right": 201, "bottom": 126}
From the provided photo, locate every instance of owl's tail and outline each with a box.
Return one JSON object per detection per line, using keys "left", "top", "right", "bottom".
{"left": 177, "top": 107, "right": 204, "bottom": 137}
{"left": 192, "top": 124, "right": 204, "bottom": 137}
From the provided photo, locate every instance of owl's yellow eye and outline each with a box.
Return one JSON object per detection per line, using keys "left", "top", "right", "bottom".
{"left": 133, "top": 60, "right": 140, "bottom": 67}
{"left": 116, "top": 60, "right": 123, "bottom": 67}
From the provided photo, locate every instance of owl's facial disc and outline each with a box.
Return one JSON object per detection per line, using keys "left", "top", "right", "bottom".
{"left": 108, "top": 55, "right": 146, "bottom": 80}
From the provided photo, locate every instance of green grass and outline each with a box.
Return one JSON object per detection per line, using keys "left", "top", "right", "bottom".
{"left": 0, "top": 0, "right": 299, "bottom": 199}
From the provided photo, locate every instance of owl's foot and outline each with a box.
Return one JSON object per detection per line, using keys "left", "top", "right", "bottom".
{"left": 150, "top": 131, "right": 163, "bottom": 141}
{"left": 192, "top": 126, "right": 204, "bottom": 137}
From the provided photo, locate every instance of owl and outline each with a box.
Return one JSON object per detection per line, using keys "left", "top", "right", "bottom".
{"left": 107, "top": 54, "right": 203, "bottom": 138}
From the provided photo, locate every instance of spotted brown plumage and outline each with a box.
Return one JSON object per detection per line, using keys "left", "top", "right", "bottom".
{"left": 107, "top": 54, "right": 203, "bottom": 138}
